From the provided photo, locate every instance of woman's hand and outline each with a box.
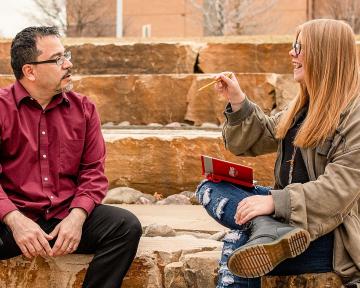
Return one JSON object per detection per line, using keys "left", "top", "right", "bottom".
{"left": 215, "top": 72, "right": 246, "bottom": 112}
{"left": 234, "top": 195, "right": 275, "bottom": 225}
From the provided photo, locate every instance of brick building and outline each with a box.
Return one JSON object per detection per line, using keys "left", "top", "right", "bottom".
{"left": 66, "top": 0, "right": 347, "bottom": 37}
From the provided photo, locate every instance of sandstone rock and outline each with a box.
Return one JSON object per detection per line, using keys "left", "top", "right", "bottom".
{"left": 184, "top": 73, "right": 295, "bottom": 125}
{"left": 267, "top": 73, "right": 299, "bottom": 113}
{"left": 135, "top": 196, "right": 154, "bottom": 205}
{"left": 175, "top": 231, "right": 213, "bottom": 239}
{"left": 157, "top": 194, "right": 192, "bottom": 205}
{"left": 200, "top": 122, "right": 219, "bottom": 129}
{"left": 179, "top": 191, "right": 197, "bottom": 204}
{"left": 0, "top": 74, "right": 296, "bottom": 126}
{"left": 141, "top": 193, "right": 157, "bottom": 202}
{"left": 164, "top": 262, "right": 187, "bottom": 288}
{"left": 67, "top": 43, "right": 199, "bottom": 74}
{"left": 118, "top": 121, "right": 131, "bottom": 126}
{"left": 198, "top": 42, "right": 293, "bottom": 74}
{"left": 144, "top": 224, "right": 177, "bottom": 237}
{"left": 182, "top": 250, "right": 221, "bottom": 288}
{"left": 261, "top": 272, "right": 343, "bottom": 288}
{"left": 102, "top": 186, "right": 143, "bottom": 204}
{"left": 209, "top": 231, "right": 227, "bottom": 241}
{"left": 123, "top": 236, "right": 222, "bottom": 288}
{"left": 0, "top": 42, "right": 12, "bottom": 74}
{"left": 72, "top": 74, "right": 193, "bottom": 125}
{"left": 117, "top": 204, "right": 226, "bottom": 234}
{"left": 102, "top": 122, "right": 115, "bottom": 127}
{"left": 0, "top": 206, "right": 224, "bottom": 288}
{"left": 0, "top": 255, "right": 92, "bottom": 288}
{"left": 179, "top": 191, "right": 195, "bottom": 198}
{"left": 165, "top": 122, "right": 182, "bottom": 128}
{"left": 0, "top": 75, "right": 14, "bottom": 88}
{"left": 104, "top": 129, "right": 276, "bottom": 196}
{"left": 148, "top": 123, "right": 164, "bottom": 127}
{"left": 123, "top": 251, "right": 163, "bottom": 288}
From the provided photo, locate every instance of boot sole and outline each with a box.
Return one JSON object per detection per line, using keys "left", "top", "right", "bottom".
{"left": 227, "top": 228, "right": 310, "bottom": 278}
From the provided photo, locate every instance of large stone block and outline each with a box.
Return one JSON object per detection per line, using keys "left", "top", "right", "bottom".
{"left": 122, "top": 235, "right": 222, "bottom": 288}
{"left": 198, "top": 42, "right": 294, "bottom": 74}
{"left": 0, "top": 235, "right": 222, "bottom": 288}
{"left": 181, "top": 250, "right": 220, "bottom": 288}
{"left": 0, "top": 41, "right": 11, "bottom": 74}
{"left": 66, "top": 43, "right": 199, "bottom": 75}
{"left": 0, "top": 41, "right": 199, "bottom": 75}
{"left": 185, "top": 73, "right": 297, "bottom": 125}
{"left": 72, "top": 74, "right": 193, "bottom": 125}
{"left": 104, "top": 129, "right": 276, "bottom": 196}
{"left": 0, "top": 255, "right": 91, "bottom": 288}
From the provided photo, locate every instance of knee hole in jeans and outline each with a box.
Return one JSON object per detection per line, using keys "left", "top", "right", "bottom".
{"left": 213, "top": 197, "right": 229, "bottom": 220}
{"left": 195, "top": 183, "right": 213, "bottom": 207}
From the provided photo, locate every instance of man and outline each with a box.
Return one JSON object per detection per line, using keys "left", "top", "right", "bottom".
{"left": 0, "top": 26, "right": 142, "bottom": 287}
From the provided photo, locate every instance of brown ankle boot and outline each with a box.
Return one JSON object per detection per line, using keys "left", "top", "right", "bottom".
{"left": 227, "top": 216, "right": 310, "bottom": 278}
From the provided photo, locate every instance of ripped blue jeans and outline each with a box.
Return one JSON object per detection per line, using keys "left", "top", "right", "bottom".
{"left": 196, "top": 180, "right": 334, "bottom": 287}
{"left": 195, "top": 180, "right": 270, "bottom": 288}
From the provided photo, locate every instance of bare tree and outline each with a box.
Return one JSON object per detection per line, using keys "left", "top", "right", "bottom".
{"left": 66, "top": 0, "right": 112, "bottom": 36}
{"left": 28, "top": 0, "right": 67, "bottom": 34}
{"left": 28, "top": 0, "right": 112, "bottom": 36}
{"left": 317, "top": 0, "right": 360, "bottom": 33}
{"left": 188, "top": 0, "right": 277, "bottom": 36}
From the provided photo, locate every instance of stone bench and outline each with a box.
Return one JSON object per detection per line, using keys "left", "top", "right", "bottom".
{"left": 0, "top": 205, "right": 226, "bottom": 287}
{"left": 261, "top": 272, "right": 343, "bottom": 288}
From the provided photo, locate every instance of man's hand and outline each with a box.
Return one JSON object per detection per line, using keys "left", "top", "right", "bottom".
{"left": 50, "top": 208, "right": 87, "bottom": 256}
{"left": 235, "top": 195, "right": 275, "bottom": 225}
{"left": 3, "top": 210, "right": 53, "bottom": 258}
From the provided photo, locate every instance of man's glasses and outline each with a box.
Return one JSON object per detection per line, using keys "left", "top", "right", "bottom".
{"left": 292, "top": 42, "right": 301, "bottom": 56}
{"left": 27, "top": 51, "right": 71, "bottom": 66}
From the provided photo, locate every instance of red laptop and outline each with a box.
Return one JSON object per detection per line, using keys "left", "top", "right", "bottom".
{"left": 201, "top": 155, "right": 254, "bottom": 188}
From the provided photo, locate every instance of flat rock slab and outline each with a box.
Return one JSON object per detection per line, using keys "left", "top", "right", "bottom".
{"left": 0, "top": 235, "right": 222, "bottom": 288}
{"left": 115, "top": 204, "right": 226, "bottom": 233}
{"left": 104, "top": 128, "right": 276, "bottom": 195}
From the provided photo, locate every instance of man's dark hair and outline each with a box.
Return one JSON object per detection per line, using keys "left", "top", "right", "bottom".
{"left": 11, "top": 26, "right": 60, "bottom": 80}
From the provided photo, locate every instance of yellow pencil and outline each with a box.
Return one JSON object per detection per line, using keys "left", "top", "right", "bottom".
{"left": 197, "top": 73, "right": 232, "bottom": 92}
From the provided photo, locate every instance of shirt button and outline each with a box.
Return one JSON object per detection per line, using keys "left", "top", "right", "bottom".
{"left": 30, "top": 97, "right": 34, "bottom": 100}
{"left": 50, "top": 196, "right": 54, "bottom": 199}
{"left": 44, "top": 177, "right": 48, "bottom": 181}
{"left": 42, "top": 154, "right": 47, "bottom": 158}
{"left": 41, "top": 131, "right": 46, "bottom": 135}
{"left": 46, "top": 209, "right": 50, "bottom": 214}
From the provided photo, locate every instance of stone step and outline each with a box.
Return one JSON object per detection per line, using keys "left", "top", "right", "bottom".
{"left": 5, "top": 37, "right": 360, "bottom": 74}
{"left": 0, "top": 204, "right": 224, "bottom": 288}
{"left": 0, "top": 236, "right": 222, "bottom": 288}
{"left": 118, "top": 204, "right": 226, "bottom": 233}
{"left": 0, "top": 73, "right": 298, "bottom": 125}
{"left": 103, "top": 128, "right": 276, "bottom": 196}
{"left": 261, "top": 272, "right": 343, "bottom": 288}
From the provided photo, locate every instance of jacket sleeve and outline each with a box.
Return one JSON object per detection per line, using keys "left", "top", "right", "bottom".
{"left": 222, "top": 97, "right": 282, "bottom": 156}
{"left": 69, "top": 98, "right": 109, "bottom": 216}
{"left": 271, "top": 110, "right": 360, "bottom": 240}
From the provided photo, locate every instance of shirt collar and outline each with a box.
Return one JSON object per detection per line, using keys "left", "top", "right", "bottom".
{"left": 14, "top": 80, "right": 70, "bottom": 107}
{"left": 14, "top": 81, "right": 30, "bottom": 107}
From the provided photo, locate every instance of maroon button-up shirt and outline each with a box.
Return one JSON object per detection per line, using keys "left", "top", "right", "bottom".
{"left": 0, "top": 81, "right": 108, "bottom": 221}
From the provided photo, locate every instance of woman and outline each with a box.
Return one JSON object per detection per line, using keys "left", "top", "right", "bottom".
{"left": 196, "top": 19, "right": 360, "bottom": 288}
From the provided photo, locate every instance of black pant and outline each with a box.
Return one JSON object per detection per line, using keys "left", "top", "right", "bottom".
{"left": 0, "top": 205, "right": 142, "bottom": 288}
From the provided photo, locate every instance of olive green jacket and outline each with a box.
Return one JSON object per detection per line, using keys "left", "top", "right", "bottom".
{"left": 222, "top": 98, "right": 360, "bottom": 283}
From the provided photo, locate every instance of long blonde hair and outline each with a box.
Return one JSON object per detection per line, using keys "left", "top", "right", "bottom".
{"left": 276, "top": 19, "right": 360, "bottom": 148}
